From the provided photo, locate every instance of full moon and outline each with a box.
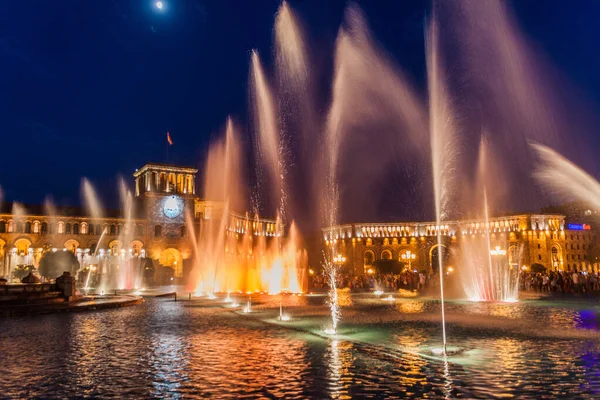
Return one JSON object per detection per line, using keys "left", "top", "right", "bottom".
{"left": 155, "top": 1, "right": 163, "bottom": 10}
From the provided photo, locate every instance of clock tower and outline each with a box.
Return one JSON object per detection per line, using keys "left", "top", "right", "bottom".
{"left": 133, "top": 163, "right": 198, "bottom": 278}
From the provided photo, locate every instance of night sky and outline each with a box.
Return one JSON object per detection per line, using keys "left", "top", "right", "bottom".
{"left": 2, "top": 0, "right": 600, "bottom": 224}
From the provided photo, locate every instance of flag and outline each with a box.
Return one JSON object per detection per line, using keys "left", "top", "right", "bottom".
{"left": 167, "top": 132, "right": 173, "bottom": 146}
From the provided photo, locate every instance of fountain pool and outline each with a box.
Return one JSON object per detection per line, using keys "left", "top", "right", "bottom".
{"left": 2, "top": 293, "right": 600, "bottom": 398}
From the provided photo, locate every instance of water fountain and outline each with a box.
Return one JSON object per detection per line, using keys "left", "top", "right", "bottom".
{"left": 458, "top": 140, "right": 521, "bottom": 302}
{"left": 532, "top": 143, "right": 600, "bottom": 209}
{"left": 427, "top": 14, "right": 453, "bottom": 352}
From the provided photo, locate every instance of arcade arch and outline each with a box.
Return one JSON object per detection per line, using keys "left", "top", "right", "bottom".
{"left": 159, "top": 248, "right": 183, "bottom": 277}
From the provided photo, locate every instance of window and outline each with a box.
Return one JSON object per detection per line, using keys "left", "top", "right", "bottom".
{"left": 154, "top": 225, "right": 162, "bottom": 237}
{"left": 538, "top": 255, "right": 542, "bottom": 261}
{"left": 116, "top": 225, "right": 121, "bottom": 235}
{"left": 110, "top": 225, "right": 116, "bottom": 235}
{"left": 65, "top": 223, "right": 72, "bottom": 234}
{"left": 89, "top": 224, "right": 94, "bottom": 235}
{"left": 364, "top": 251, "right": 374, "bottom": 266}
{"left": 33, "top": 221, "right": 40, "bottom": 233}
{"left": 0, "top": 221, "right": 5, "bottom": 233}
{"left": 41, "top": 222, "right": 48, "bottom": 234}
{"left": 48, "top": 223, "right": 54, "bottom": 234}
{"left": 537, "top": 244, "right": 541, "bottom": 249}
{"left": 73, "top": 223, "right": 79, "bottom": 235}
{"left": 24, "top": 221, "right": 31, "bottom": 233}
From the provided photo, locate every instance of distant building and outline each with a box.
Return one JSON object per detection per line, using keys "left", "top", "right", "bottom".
{"left": 323, "top": 213, "right": 600, "bottom": 275}
{"left": 0, "top": 163, "right": 280, "bottom": 281}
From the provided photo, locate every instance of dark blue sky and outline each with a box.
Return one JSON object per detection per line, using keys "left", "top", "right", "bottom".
{"left": 1, "top": 0, "right": 600, "bottom": 212}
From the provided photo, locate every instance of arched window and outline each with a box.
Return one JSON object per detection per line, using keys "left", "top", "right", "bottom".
{"left": 154, "top": 225, "right": 162, "bottom": 237}
{"left": 110, "top": 224, "right": 116, "bottom": 235}
{"left": 0, "top": 221, "right": 5, "bottom": 233}
{"left": 24, "top": 221, "right": 31, "bottom": 233}
{"left": 7, "top": 220, "right": 14, "bottom": 233}
{"left": 41, "top": 222, "right": 48, "bottom": 234}
{"left": 73, "top": 223, "right": 79, "bottom": 235}
{"left": 65, "top": 223, "right": 72, "bottom": 234}
{"left": 364, "top": 250, "right": 374, "bottom": 266}
{"left": 96, "top": 224, "right": 101, "bottom": 235}
{"left": 381, "top": 250, "right": 392, "bottom": 260}
{"left": 88, "top": 224, "right": 94, "bottom": 235}
{"left": 33, "top": 221, "right": 40, "bottom": 233}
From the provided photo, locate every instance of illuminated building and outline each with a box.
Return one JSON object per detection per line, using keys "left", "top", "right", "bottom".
{"left": 0, "top": 163, "right": 281, "bottom": 281}
{"left": 323, "top": 214, "right": 599, "bottom": 275}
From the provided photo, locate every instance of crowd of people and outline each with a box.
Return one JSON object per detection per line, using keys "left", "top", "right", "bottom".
{"left": 309, "top": 268, "right": 600, "bottom": 296}
{"left": 521, "top": 270, "right": 600, "bottom": 294}
{"left": 309, "top": 270, "right": 430, "bottom": 292}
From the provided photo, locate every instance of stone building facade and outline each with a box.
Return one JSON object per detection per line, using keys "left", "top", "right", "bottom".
{"left": 0, "top": 163, "right": 280, "bottom": 281}
{"left": 323, "top": 214, "right": 600, "bottom": 275}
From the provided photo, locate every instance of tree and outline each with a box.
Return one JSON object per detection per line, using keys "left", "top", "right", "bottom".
{"left": 38, "top": 251, "right": 80, "bottom": 279}
{"left": 530, "top": 263, "right": 547, "bottom": 273}
{"left": 373, "top": 259, "right": 403, "bottom": 274}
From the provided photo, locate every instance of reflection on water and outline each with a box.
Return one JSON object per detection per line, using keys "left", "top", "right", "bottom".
{"left": 1, "top": 296, "right": 600, "bottom": 398}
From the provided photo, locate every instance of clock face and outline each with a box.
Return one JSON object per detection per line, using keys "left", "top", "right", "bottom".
{"left": 163, "top": 196, "right": 182, "bottom": 219}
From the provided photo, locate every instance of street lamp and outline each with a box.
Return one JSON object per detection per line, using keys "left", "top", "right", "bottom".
{"left": 333, "top": 254, "right": 346, "bottom": 265}
{"left": 401, "top": 250, "right": 416, "bottom": 271}
{"left": 490, "top": 246, "right": 507, "bottom": 256}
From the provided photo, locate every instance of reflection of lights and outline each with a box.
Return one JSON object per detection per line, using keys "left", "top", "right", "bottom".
{"left": 431, "top": 348, "right": 445, "bottom": 355}
{"left": 324, "top": 328, "right": 337, "bottom": 335}
{"left": 279, "top": 314, "right": 291, "bottom": 322}
{"left": 373, "top": 290, "right": 383, "bottom": 296}
{"left": 383, "top": 295, "right": 395, "bottom": 302}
